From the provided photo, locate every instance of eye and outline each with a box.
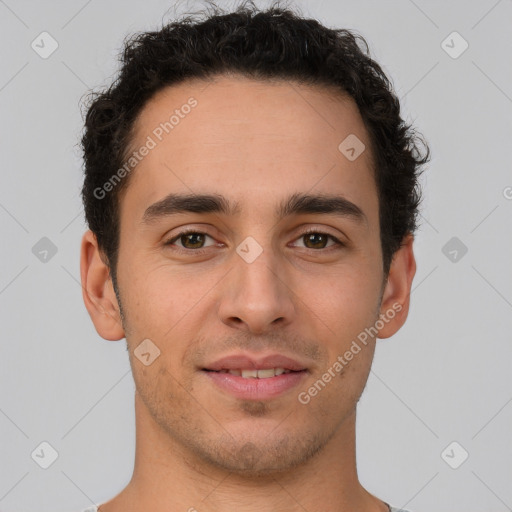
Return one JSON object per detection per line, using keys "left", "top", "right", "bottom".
{"left": 291, "top": 229, "right": 343, "bottom": 250}
{"left": 163, "top": 228, "right": 344, "bottom": 254}
{"left": 164, "top": 230, "right": 217, "bottom": 251}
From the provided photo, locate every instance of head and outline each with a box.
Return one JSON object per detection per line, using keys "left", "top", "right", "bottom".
{"left": 80, "top": 0, "right": 429, "bottom": 477}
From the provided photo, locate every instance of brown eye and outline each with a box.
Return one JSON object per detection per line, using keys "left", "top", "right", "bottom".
{"left": 165, "top": 231, "right": 216, "bottom": 251}
{"left": 303, "top": 232, "right": 330, "bottom": 249}
{"left": 292, "top": 230, "right": 341, "bottom": 250}
{"left": 179, "top": 232, "right": 206, "bottom": 249}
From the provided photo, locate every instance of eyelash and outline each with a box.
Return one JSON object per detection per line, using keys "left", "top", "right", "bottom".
{"left": 164, "top": 228, "right": 344, "bottom": 255}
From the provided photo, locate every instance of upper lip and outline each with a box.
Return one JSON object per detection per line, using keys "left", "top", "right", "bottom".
{"left": 202, "top": 353, "right": 308, "bottom": 372}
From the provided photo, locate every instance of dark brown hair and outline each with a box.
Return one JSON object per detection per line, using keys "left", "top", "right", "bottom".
{"left": 81, "top": 0, "right": 430, "bottom": 282}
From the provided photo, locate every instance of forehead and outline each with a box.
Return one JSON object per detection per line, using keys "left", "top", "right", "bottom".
{"left": 131, "top": 74, "right": 370, "bottom": 155}
{"left": 123, "top": 74, "right": 377, "bottom": 221}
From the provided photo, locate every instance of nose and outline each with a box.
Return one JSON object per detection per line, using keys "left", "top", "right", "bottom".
{"left": 217, "top": 244, "right": 296, "bottom": 334}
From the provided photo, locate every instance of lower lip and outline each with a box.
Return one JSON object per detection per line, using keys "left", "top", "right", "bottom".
{"left": 202, "top": 370, "right": 308, "bottom": 400}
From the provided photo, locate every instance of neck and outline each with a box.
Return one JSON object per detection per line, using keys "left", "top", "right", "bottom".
{"left": 99, "top": 392, "right": 388, "bottom": 512}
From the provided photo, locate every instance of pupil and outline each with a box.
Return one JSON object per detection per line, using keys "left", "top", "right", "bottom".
{"left": 306, "top": 233, "right": 326, "bottom": 248}
{"left": 183, "top": 233, "right": 204, "bottom": 248}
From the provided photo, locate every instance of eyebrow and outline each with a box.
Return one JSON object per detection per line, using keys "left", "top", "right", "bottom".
{"left": 142, "top": 192, "right": 366, "bottom": 225}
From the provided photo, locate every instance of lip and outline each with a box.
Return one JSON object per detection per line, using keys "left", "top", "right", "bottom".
{"left": 201, "top": 352, "right": 310, "bottom": 401}
{"left": 202, "top": 353, "right": 308, "bottom": 372}
{"left": 203, "top": 369, "right": 308, "bottom": 400}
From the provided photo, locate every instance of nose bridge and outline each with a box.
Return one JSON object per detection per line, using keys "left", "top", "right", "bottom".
{"left": 236, "top": 237, "right": 279, "bottom": 290}
{"left": 218, "top": 234, "right": 295, "bottom": 332}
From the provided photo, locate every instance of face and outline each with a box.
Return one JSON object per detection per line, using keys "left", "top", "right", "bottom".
{"left": 82, "top": 75, "right": 415, "bottom": 477}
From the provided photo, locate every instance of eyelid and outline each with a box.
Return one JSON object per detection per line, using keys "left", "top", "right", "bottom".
{"left": 164, "top": 226, "right": 345, "bottom": 253}
{"left": 164, "top": 229, "right": 217, "bottom": 250}
{"left": 290, "top": 227, "right": 343, "bottom": 249}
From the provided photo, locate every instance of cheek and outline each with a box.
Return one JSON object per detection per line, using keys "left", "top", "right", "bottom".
{"left": 120, "top": 261, "right": 193, "bottom": 322}
{"left": 118, "top": 261, "right": 220, "bottom": 367}
{"left": 307, "top": 265, "right": 382, "bottom": 335}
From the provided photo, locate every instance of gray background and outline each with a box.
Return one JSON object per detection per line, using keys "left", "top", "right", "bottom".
{"left": 1, "top": 0, "right": 511, "bottom": 511}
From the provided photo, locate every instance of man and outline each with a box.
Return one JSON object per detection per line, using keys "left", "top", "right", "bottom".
{"left": 79, "top": 1, "right": 429, "bottom": 511}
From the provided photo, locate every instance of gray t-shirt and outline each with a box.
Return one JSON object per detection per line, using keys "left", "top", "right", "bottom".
{"left": 82, "top": 503, "right": 412, "bottom": 511}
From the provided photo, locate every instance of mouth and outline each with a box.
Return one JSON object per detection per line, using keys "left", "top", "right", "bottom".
{"left": 202, "top": 367, "right": 300, "bottom": 378}
{"left": 200, "top": 353, "right": 310, "bottom": 400}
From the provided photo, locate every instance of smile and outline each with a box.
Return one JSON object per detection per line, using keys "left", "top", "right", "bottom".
{"left": 209, "top": 368, "right": 294, "bottom": 378}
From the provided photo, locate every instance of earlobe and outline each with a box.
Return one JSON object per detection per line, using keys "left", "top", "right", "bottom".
{"left": 377, "top": 234, "right": 416, "bottom": 339}
{"left": 80, "top": 230, "right": 125, "bottom": 341}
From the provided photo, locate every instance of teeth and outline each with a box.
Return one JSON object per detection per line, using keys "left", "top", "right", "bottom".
{"left": 256, "top": 368, "right": 275, "bottom": 379}
{"left": 241, "top": 369, "right": 258, "bottom": 378}
{"left": 224, "top": 368, "right": 291, "bottom": 378}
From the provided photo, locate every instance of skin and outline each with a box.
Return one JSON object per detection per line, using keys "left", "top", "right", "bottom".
{"left": 81, "top": 74, "right": 416, "bottom": 512}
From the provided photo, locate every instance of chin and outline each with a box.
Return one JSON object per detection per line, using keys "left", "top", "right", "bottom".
{"left": 187, "top": 428, "right": 327, "bottom": 478}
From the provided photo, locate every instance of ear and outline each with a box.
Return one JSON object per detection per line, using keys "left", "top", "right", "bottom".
{"left": 377, "top": 234, "right": 416, "bottom": 339}
{"left": 80, "top": 230, "right": 125, "bottom": 341}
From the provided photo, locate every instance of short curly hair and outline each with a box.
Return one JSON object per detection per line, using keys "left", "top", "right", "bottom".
{"left": 81, "top": 0, "right": 429, "bottom": 282}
